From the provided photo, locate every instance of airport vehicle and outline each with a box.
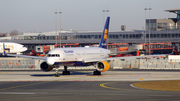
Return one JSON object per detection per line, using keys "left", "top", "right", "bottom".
{"left": 0, "top": 42, "right": 27, "bottom": 54}
{"left": 3, "top": 17, "right": 167, "bottom": 77}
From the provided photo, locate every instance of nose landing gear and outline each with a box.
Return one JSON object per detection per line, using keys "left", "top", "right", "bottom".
{"left": 54, "top": 66, "right": 70, "bottom": 77}
{"left": 55, "top": 67, "right": 60, "bottom": 77}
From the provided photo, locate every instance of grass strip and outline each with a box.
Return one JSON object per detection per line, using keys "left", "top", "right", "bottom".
{"left": 132, "top": 80, "right": 180, "bottom": 91}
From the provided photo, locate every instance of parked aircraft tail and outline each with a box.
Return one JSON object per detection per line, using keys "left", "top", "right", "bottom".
{"left": 3, "top": 43, "right": 7, "bottom": 56}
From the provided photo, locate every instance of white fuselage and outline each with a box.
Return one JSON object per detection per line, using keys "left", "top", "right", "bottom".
{"left": 46, "top": 47, "right": 110, "bottom": 66}
{"left": 0, "top": 42, "right": 27, "bottom": 54}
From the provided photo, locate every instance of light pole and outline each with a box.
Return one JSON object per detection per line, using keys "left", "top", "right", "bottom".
{"left": 103, "top": 5, "right": 110, "bottom": 49}
{"left": 144, "top": 7, "right": 147, "bottom": 44}
{"left": 55, "top": 8, "right": 62, "bottom": 48}
{"left": 148, "top": 7, "right": 152, "bottom": 55}
{"left": 55, "top": 9, "right": 58, "bottom": 47}
{"left": 145, "top": 5, "right": 152, "bottom": 55}
{"left": 103, "top": 6, "right": 105, "bottom": 27}
{"left": 103, "top": 6, "right": 110, "bottom": 26}
{"left": 59, "top": 8, "right": 62, "bottom": 48}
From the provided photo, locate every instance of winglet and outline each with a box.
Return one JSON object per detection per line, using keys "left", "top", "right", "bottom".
{"left": 3, "top": 43, "right": 7, "bottom": 56}
{"left": 99, "top": 16, "right": 110, "bottom": 49}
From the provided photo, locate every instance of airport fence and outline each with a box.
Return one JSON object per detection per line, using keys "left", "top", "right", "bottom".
{"left": 0, "top": 57, "right": 180, "bottom": 70}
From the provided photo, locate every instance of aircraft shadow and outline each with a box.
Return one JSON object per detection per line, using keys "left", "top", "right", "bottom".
{"left": 68, "top": 71, "right": 93, "bottom": 75}
{"left": 31, "top": 71, "right": 94, "bottom": 77}
{"left": 31, "top": 74, "right": 55, "bottom": 77}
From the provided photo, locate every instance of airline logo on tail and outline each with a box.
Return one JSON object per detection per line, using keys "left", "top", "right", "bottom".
{"left": 103, "top": 29, "right": 108, "bottom": 41}
{"left": 99, "top": 16, "right": 110, "bottom": 49}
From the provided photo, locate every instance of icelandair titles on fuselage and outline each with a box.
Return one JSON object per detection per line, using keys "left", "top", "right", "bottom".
{"left": 64, "top": 50, "right": 74, "bottom": 53}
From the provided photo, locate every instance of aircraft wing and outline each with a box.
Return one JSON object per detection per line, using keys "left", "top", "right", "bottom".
{"left": 5, "top": 53, "right": 46, "bottom": 60}
{"left": 83, "top": 54, "right": 168, "bottom": 63}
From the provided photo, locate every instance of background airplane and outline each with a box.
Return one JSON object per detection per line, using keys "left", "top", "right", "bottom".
{"left": 0, "top": 42, "right": 27, "bottom": 54}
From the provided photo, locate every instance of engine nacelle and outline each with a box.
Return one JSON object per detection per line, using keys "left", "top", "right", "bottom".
{"left": 40, "top": 62, "right": 54, "bottom": 72}
{"left": 96, "top": 61, "right": 110, "bottom": 72}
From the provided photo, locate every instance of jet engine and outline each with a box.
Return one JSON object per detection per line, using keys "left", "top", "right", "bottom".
{"left": 96, "top": 61, "right": 110, "bottom": 72}
{"left": 40, "top": 62, "right": 54, "bottom": 72}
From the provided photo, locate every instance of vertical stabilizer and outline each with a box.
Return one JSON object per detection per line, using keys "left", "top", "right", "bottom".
{"left": 99, "top": 17, "right": 110, "bottom": 49}
{"left": 3, "top": 43, "right": 7, "bottom": 56}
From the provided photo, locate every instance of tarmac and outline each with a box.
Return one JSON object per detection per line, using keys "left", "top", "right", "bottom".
{"left": 0, "top": 69, "right": 180, "bottom": 101}
{"left": 1, "top": 69, "right": 180, "bottom": 81}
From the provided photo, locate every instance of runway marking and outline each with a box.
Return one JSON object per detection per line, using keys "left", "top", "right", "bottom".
{"left": 153, "top": 77, "right": 179, "bottom": 78}
{"left": 0, "top": 76, "right": 82, "bottom": 90}
{"left": 0, "top": 81, "right": 51, "bottom": 91}
{"left": 173, "top": 75, "right": 180, "bottom": 76}
{"left": 100, "top": 82, "right": 127, "bottom": 90}
{"left": 0, "top": 76, "right": 96, "bottom": 90}
{"left": 0, "top": 92, "right": 36, "bottom": 94}
{"left": 0, "top": 91, "right": 175, "bottom": 97}
{"left": 0, "top": 72, "right": 10, "bottom": 74}
{"left": 100, "top": 82, "right": 155, "bottom": 92}
{"left": 87, "top": 76, "right": 101, "bottom": 77}
{"left": 55, "top": 77, "right": 83, "bottom": 81}
{"left": 130, "top": 84, "right": 145, "bottom": 90}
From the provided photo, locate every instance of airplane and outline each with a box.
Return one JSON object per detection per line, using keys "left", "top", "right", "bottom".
{"left": 3, "top": 17, "right": 167, "bottom": 77}
{"left": 0, "top": 42, "right": 27, "bottom": 54}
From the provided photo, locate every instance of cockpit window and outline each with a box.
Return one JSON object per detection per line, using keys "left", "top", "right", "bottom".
{"left": 47, "top": 54, "right": 60, "bottom": 57}
{"left": 56, "top": 54, "right": 60, "bottom": 57}
{"left": 51, "top": 54, "right": 56, "bottom": 57}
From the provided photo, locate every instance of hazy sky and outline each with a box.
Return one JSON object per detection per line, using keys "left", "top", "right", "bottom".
{"left": 0, "top": 0, "right": 180, "bottom": 33}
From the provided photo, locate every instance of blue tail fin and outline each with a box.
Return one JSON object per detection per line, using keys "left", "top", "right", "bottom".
{"left": 99, "top": 16, "right": 110, "bottom": 49}
{"left": 3, "top": 43, "right": 7, "bottom": 56}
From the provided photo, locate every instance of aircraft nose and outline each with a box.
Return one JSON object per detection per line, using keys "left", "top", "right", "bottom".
{"left": 24, "top": 47, "right": 27, "bottom": 51}
{"left": 46, "top": 58, "right": 54, "bottom": 65}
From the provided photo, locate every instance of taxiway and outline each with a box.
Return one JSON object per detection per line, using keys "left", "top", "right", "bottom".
{"left": 0, "top": 70, "right": 180, "bottom": 101}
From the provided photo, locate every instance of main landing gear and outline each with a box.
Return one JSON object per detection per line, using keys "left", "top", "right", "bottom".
{"left": 55, "top": 66, "right": 101, "bottom": 77}
{"left": 62, "top": 66, "right": 70, "bottom": 75}
{"left": 93, "top": 70, "right": 101, "bottom": 75}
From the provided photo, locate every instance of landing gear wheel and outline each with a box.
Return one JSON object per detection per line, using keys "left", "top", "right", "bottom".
{"left": 93, "top": 70, "right": 101, "bottom": 75}
{"left": 62, "top": 71, "right": 70, "bottom": 75}
{"left": 55, "top": 73, "right": 60, "bottom": 77}
{"left": 55, "top": 67, "right": 60, "bottom": 77}
{"left": 62, "top": 66, "right": 70, "bottom": 75}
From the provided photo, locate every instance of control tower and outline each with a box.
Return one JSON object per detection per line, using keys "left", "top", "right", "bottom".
{"left": 146, "top": 8, "right": 180, "bottom": 31}
{"left": 165, "top": 8, "right": 180, "bottom": 28}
